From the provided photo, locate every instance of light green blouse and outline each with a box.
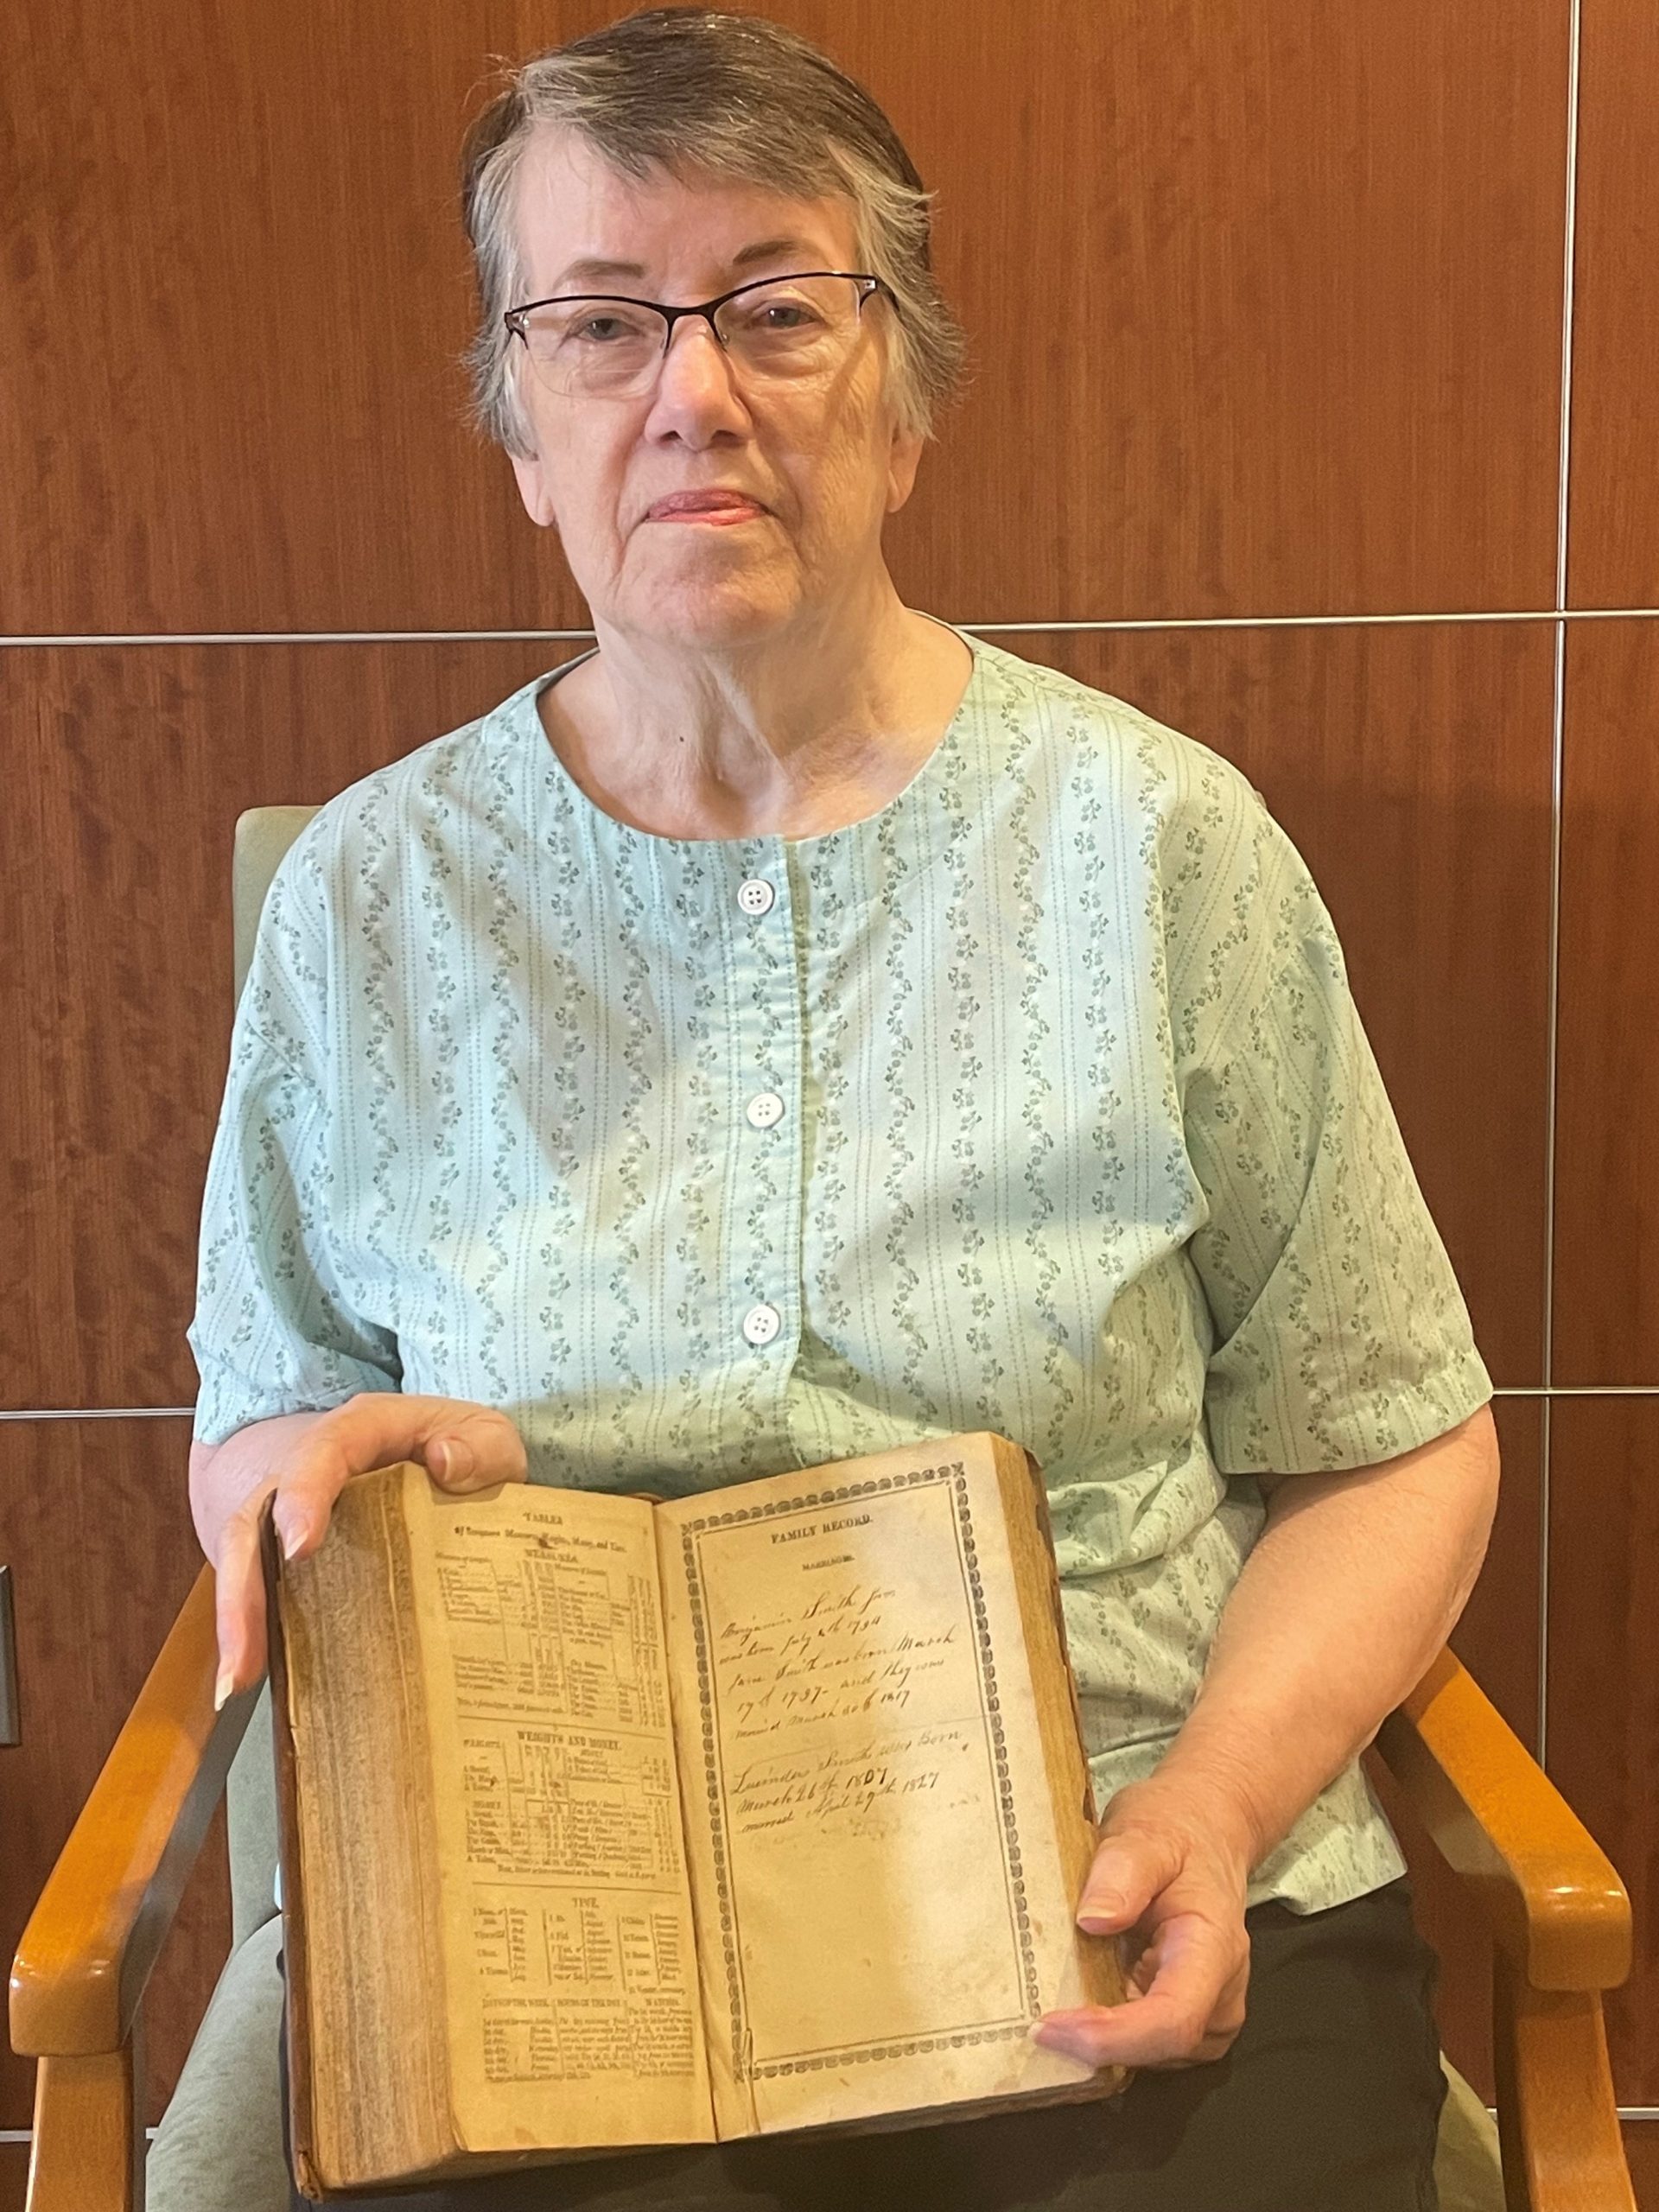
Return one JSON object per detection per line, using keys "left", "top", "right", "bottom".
{"left": 189, "top": 626, "right": 1492, "bottom": 1913}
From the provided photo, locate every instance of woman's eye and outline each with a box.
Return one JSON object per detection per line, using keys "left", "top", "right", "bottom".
{"left": 575, "top": 316, "right": 632, "bottom": 344}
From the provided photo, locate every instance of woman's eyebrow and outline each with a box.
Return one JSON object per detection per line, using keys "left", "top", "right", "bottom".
{"left": 726, "top": 234, "right": 821, "bottom": 270}
{"left": 545, "top": 235, "right": 823, "bottom": 293}
{"left": 547, "top": 255, "right": 650, "bottom": 289}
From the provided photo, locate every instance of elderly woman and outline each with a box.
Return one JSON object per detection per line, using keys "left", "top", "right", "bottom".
{"left": 188, "top": 11, "right": 1498, "bottom": 2211}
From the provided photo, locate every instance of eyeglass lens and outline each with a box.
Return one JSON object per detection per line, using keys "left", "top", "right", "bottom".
{"left": 514, "top": 275, "right": 874, "bottom": 397}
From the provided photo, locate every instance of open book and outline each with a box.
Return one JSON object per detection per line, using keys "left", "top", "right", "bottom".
{"left": 261, "top": 1431, "right": 1128, "bottom": 2197}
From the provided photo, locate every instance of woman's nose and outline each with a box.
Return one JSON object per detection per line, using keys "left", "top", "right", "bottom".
{"left": 645, "top": 316, "right": 750, "bottom": 435}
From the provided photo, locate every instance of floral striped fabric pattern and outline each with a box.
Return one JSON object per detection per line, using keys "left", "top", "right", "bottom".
{"left": 190, "top": 628, "right": 1492, "bottom": 1911}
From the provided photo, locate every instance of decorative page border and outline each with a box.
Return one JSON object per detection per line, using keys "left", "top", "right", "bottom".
{"left": 677, "top": 1458, "right": 1039, "bottom": 2083}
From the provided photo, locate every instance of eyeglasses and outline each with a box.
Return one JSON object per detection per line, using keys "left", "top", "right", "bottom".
{"left": 503, "top": 270, "right": 893, "bottom": 400}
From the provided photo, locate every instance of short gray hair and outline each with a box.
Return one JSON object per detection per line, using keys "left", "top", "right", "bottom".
{"left": 458, "top": 9, "right": 969, "bottom": 460}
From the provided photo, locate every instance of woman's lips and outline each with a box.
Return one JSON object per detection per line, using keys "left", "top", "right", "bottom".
{"left": 645, "top": 493, "right": 766, "bottom": 524}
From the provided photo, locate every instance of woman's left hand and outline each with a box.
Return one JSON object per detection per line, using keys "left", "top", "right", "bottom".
{"left": 1028, "top": 1777, "right": 1255, "bottom": 2070}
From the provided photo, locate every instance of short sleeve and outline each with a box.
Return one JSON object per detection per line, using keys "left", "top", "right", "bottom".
{"left": 1165, "top": 766, "right": 1493, "bottom": 1473}
{"left": 188, "top": 842, "right": 401, "bottom": 1446}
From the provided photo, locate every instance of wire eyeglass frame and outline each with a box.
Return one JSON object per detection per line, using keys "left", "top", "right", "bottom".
{"left": 502, "top": 270, "right": 894, "bottom": 397}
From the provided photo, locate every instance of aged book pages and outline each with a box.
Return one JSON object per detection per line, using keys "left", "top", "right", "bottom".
{"left": 400, "top": 1470, "right": 717, "bottom": 2154}
{"left": 653, "top": 1432, "right": 1125, "bottom": 2140}
{"left": 268, "top": 1471, "right": 454, "bottom": 2192}
{"left": 271, "top": 1439, "right": 1123, "bottom": 2191}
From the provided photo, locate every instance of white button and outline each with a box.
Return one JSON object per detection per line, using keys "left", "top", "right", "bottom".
{"left": 741, "top": 1302, "right": 782, "bottom": 1346}
{"left": 737, "top": 878, "right": 776, "bottom": 916}
{"left": 746, "top": 1091, "right": 785, "bottom": 1129}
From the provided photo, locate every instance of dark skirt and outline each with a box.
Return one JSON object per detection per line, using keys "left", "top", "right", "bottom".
{"left": 282, "top": 1877, "right": 1444, "bottom": 2212}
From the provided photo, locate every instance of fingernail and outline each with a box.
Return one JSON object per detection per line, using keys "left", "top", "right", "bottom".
{"left": 1077, "top": 1888, "right": 1127, "bottom": 1931}
{"left": 280, "top": 1517, "right": 305, "bottom": 1561}
{"left": 214, "top": 1671, "right": 234, "bottom": 1711}
{"left": 433, "top": 1439, "right": 474, "bottom": 1482}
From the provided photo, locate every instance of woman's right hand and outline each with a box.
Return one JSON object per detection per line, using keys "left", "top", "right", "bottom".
{"left": 192, "top": 1393, "right": 528, "bottom": 1707}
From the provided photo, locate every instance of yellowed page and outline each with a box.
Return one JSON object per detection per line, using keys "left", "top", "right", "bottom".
{"left": 655, "top": 1436, "right": 1104, "bottom": 2139}
{"left": 274, "top": 1469, "right": 453, "bottom": 2190}
{"left": 401, "top": 1470, "right": 716, "bottom": 2152}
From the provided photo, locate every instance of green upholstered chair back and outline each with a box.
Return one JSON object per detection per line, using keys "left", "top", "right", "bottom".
{"left": 224, "top": 805, "right": 319, "bottom": 1948}
{"left": 232, "top": 806, "right": 321, "bottom": 1003}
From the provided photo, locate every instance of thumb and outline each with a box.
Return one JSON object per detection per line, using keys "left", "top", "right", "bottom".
{"left": 428, "top": 1437, "right": 474, "bottom": 1484}
{"left": 426, "top": 1421, "right": 525, "bottom": 1489}
{"left": 1077, "top": 1830, "right": 1176, "bottom": 1933}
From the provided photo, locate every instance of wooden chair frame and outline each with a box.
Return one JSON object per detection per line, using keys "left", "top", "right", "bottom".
{"left": 8, "top": 1575, "right": 1637, "bottom": 2212}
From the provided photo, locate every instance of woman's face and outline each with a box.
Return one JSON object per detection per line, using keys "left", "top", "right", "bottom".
{"left": 505, "top": 128, "right": 925, "bottom": 650}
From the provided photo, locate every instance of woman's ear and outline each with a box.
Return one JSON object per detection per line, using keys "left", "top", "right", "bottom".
{"left": 510, "top": 446, "right": 558, "bottom": 528}
{"left": 885, "top": 421, "right": 925, "bottom": 516}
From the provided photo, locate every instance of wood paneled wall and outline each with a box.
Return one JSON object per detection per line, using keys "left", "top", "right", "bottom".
{"left": 2, "top": 0, "right": 1653, "bottom": 2186}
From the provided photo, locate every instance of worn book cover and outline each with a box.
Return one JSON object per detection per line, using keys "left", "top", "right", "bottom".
{"left": 262, "top": 1430, "right": 1128, "bottom": 2197}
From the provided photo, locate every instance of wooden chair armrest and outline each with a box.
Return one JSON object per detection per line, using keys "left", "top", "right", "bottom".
{"left": 1373, "top": 1646, "right": 1630, "bottom": 1993}
{"left": 9, "top": 1562, "right": 257, "bottom": 2057}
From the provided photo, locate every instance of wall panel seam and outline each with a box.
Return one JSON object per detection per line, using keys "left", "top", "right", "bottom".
{"left": 0, "top": 1408, "right": 197, "bottom": 1420}
{"left": 1538, "top": 0, "right": 1584, "bottom": 1776}
{"left": 5, "top": 607, "right": 1659, "bottom": 647}
{"left": 8, "top": 1387, "right": 1659, "bottom": 1422}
